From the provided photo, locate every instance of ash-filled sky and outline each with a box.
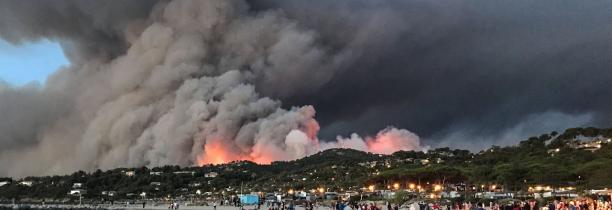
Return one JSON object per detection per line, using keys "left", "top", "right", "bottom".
{"left": 0, "top": 0, "right": 611, "bottom": 177}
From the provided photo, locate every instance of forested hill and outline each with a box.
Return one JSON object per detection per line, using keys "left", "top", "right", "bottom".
{"left": 1, "top": 127, "right": 612, "bottom": 201}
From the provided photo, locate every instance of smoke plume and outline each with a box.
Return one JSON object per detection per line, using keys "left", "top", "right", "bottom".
{"left": 3, "top": 0, "right": 612, "bottom": 177}
{"left": 0, "top": 0, "right": 423, "bottom": 177}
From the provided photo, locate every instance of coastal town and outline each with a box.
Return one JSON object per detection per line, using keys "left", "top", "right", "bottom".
{"left": 1, "top": 128, "right": 611, "bottom": 210}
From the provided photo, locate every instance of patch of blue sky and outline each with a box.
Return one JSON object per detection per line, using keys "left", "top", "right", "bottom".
{"left": 0, "top": 39, "right": 69, "bottom": 86}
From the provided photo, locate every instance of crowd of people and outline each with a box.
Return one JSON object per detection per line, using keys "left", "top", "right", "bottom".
{"left": 401, "top": 198, "right": 612, "bottom": 210}
{"left": 329, "top": 201, "right": 399, "bottom": 210}
{"left": 212, "top": 195, "right": 611, "bottom": 210}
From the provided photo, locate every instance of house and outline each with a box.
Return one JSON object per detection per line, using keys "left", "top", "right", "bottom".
{"left": 420, "top": 159, "right": 430, "bottom": 165}
{"left": 150, "top": 182, "right": 162, "bottom": 186}
{"left": 101, "top": 191, "right": 117, "bottom": 196}
{"left": 189, "top": 182, "right": 202, "bottom": 187}
{"left": 150, "top": 171, "right": 163, "bottom": 176}
{"left": 547, "top": 148, "right": 561, "bottom": 155}
{"left": 0, "top": 181, "right": 9, "bottom": 187}
{"left": 69, "top": 189, "right": 87, "bottom": 195}
{"left": 19, "top": 181, "right": 34, "bottom": 187}
{"left": 568, "top": 138, "right": 611, "bottom": 152}
{"left": 73, "top": 183, "right": 83, "bottom": 188}
{"left": 173, "top": 171, "right": 195, "bottom": 176}
{"left": 575, "top": 140, "right": 603, "bottom": 152}
{"left": 441, "top": 191, "right": 461, "bottom": 198}
{"left": 204, "top": 172, "right": 218, "bottom": 178}
{"left": 124, "top": 171, "right": 135, "bottom": 176}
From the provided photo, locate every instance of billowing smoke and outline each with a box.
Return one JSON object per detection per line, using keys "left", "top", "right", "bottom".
{"left": 322, "top": 127, "right": 424, "bottom": 155}
{"left": 0, "top": 0, "right": 424, "bottom": 177}
{"left": 5, "top": 0, "right": 612, "bottom": 177}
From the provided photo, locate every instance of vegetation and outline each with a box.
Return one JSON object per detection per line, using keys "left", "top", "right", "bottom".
{"left": 1, "top": 127, "right": 611, "bottom": 202}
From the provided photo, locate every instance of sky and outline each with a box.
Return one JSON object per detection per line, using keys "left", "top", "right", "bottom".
{"left": 0, "top": 39, "right": 68, "bottom": 86}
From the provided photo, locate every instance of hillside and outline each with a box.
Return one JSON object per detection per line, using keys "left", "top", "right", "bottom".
{"left": 1, "top": 127, "right": 611, "bottom": 202}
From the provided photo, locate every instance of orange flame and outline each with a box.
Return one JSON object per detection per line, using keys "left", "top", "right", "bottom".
{"left": 197, "top": 139, "right": 278, "bottom": 165}
{"left": 197, "top": 141, "right": 248, "bottom": 165}
{"left": 197, "top": 126, "right": 419, "bottom": 165}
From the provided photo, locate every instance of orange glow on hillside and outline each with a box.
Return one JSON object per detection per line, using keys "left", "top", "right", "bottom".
{"left": 197, "top": 139, "right": 276, "bottom": 165}
{"left": 197, "top": 141, "right": 247, "bottom": 165}
{"left": 367, "top": 135, "right": 401, "bottom": 155}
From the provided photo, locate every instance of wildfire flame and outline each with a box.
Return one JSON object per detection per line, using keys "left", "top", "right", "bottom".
{"left": 197, "top": 126, "right": 423, "bottom": 165}
{"left": 197, "top": 141, "right": 242, "bottom": 165}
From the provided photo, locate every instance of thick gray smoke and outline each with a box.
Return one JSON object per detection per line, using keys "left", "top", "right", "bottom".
{"left": 2, "top": 0, "right": 612, "bottom": 177}
{"left": 0, "top": 0, "right": 424, "bottom": 177}
{"left": 257, "top": 0, "right": 612, "bottom": 147}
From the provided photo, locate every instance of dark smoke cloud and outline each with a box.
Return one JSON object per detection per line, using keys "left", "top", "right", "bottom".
{"left": 252, "top": 0, "right": 612, "bottom": 147}
{"left": 0, "top": 0, "right": 160, "bottom": 60}
{"left": 0, "top": 0, "right": 611, "bottom": 176}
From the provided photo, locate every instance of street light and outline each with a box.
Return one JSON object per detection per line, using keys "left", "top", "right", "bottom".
{"left": 409, "top": 183, "right": 416, "bottom": 190}
{"left": 393, "top": 183, "right": 400, "bottom": 190}
{"left": 368, "top": 185, "right": 375, "bottom": 192}
{"left": 434, "top": 185, "right": 442, "bottom": 191}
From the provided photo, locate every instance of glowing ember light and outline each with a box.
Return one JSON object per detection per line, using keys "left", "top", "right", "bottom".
{"left": 302, "top": 120, "right": 320, "bottom": 140}
{"left": 197, "top": 124, "right": 424, "bottom": 165}
{"left": 197, "top": 141, "right": 245, "bottom": 165}
{"left": 366, "top": 128, "right": 421, "bottom": 154}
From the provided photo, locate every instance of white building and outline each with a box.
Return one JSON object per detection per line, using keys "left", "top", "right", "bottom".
{"left": 19, "top": 181, "right": 33, "bottom": 187}
{"left": 0, "top": 181, "right": 9, "bottom": 187}
{"left": 101, "top": 191, "right": 117, "bottom": 196}
{"left": 73, "top": 183, "right": 83, "bottom": 188}
{"left": 124, "top": 171, "right": 135, "bottom": 176}
{"left": 69, "top": 189, "right": 87, "bottom": 195}
{"left": 173, "top": 171, "right": 195, "bottom": 176}
{"left": 441, "top": 191, "right": 461, "bottom": 198}
{"left": 189, "top": 182, "right": 202, "bottom": 187}
{"left": 205, "top": 172, "right": 218, "bottom": 178}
